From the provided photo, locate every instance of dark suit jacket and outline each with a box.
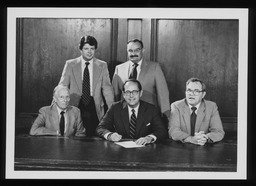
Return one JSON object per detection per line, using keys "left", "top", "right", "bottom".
{"left": 30, "top": 104, "right": 86, "bottom": 137}
{"left": 58, "top": 56, "right": 114, "bottom": 120}
{"left": 112, "top": 59, "right": 170, "bottom": 117}
{"left": 96, "top": 100, "right": 167, "bottom": 140}
{"left": 168, "top": 99, "right": 225, "bottom": 142}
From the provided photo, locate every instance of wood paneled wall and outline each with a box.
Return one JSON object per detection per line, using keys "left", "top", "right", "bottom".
{"left": 16, "top": 18, "right": 238, "bottom": 131}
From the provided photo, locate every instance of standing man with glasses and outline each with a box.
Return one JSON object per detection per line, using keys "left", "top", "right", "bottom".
{"left": 112, "top": 39, "right": 170, "bottom": 129}
{"left": 58, "top": 35, "right": 114, "bottom": 136}
{"left": 96, "top": 79, "right": 167, "bottom": 145}
{"left": 168, "top": 77, "right": 225, "bottom": 145}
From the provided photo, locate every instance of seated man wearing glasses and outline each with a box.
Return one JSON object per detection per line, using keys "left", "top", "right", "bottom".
{"left": 96, "top": 79, "right": 167, "bottom": 145}
{"left": 168, "top": 77, "right": 225, "bottom": 145}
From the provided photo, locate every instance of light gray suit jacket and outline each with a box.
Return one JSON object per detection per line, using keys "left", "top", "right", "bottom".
{"left": 112, "top": 59, "right": 170, "bottom": 117}
{"left": 168, "top": 99, "right": 225, "bottom": 142}
{"left": 30, "top": 104, "right": 86, "bottom": 137}
{"left": 58, "top": 57, "right": 114, "bottom": 120}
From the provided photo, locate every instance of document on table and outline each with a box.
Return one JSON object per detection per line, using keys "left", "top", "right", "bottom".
{"left": 114, "top": 141, "right": 145, "bottom": 148}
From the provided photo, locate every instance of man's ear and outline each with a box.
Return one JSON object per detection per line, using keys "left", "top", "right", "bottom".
{"left": 139, "top": 90, "right": 143, "bottom": 97}
{"left": 202, "top": 91, "right": 206, "bottom": 98}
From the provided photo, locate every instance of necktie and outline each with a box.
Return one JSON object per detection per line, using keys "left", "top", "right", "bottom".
{"left": 60, "top": 111, "right": 65, "bottom": 136}
{"left": 129, "top": 63, "right": 138, "bottom": 79}
{"left": 190, "top": 107, "right": 197, "bottom": 136}
{"left": 81, "top": 62, "right": 91, "bottom": 106}
{"left": 129, "top": 109, "right": 136, "bottom": 139}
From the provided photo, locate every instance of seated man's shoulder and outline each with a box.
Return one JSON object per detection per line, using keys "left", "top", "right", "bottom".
{"left": 141, "top": 100, "right": 158, "bottom": 111}
{"left": 203, "top": 99, "right": 218, "bottom": 107}
{"left": 67, "top": 105, "right": 81, "bottom": 113}
{"left": 171, "top": 99, "right": 186, "bottom": 107}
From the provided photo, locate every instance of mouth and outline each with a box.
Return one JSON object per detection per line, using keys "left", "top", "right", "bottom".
{"left": 188, "top": 97, "right": 195, "bottom": 101}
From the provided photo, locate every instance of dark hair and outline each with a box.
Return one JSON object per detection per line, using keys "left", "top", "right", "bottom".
{"left": 79, "top": 35, "right": 98, "bottom": 50}
{"left": 127, "top": 39, "right": 144, "bottom": 49}
{"left": 122, "top": 79, "right": 142, "bottom": 92}
{"left": 186, "top": 77, "right": 206, "bottom": 91}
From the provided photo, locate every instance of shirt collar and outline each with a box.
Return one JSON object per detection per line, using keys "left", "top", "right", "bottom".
{"left": 55, "top": 104, "right": 67, "bottom": 115}
{"left": 128, "top": 103, "right": 140, "bottom": 113}
{"left": 81, "top": 56, "right": 93, "bottom": 64}
{"left": 129, "top": 58, "right": 142, "bottom": 67}
{"left": 188, "top": 102, "right": 201, "bottom": 112}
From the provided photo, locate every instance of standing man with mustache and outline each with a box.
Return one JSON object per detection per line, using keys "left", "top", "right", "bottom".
{"left": 168, "top": 77, "right": 225, "bottom": 145}
{"left": 112, "top": 39, "right": 170, "bottom": 129}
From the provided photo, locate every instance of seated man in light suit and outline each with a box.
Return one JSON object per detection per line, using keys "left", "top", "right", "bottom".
{"left": 96, "top": 79, "right": 167, "bottom": 145}
{"left": 30, "top": 85, "right": 86, "bottom": 137}
{"left": 168, "top": 77, "right": 225, "bottom": 145}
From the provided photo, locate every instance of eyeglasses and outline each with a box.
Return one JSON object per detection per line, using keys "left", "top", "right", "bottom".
{"left": 123, "top": 90, "right": 140, "bottom": 96}
{"left": 186, "top": 89, "right": 204, "bottom": 96}
{"left": 127, "top": 48, "right": 142, "bottom": 53}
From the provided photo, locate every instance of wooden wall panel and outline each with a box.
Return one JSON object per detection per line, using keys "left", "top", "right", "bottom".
{"left": 157, "top": 20, "right": 238, "bottom": 117}
{"left": 18, "top": 18, "right": 112, "bottom": 114}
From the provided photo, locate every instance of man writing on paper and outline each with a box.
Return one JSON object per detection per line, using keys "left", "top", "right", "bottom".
{"left": 96, "top": 79, "right": 167, "bottom": 145}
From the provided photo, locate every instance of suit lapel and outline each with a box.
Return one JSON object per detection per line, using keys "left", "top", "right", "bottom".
{"left": 64, "top": 106, "right": 72, "bottom": 136}
{"left": 135, "top": 101, "right": 146, "bottom": 137}
{"left": 182, "top": 100, "right": 191, "bottom": 134}
{"left": 92, "top": 58, "right": 101, "bottom": 94}
{"left": 195, "top": 101, "right": 206, "bottom": 132}
{"left": 50, "top": 104, "right": 60, "bottom": 130}
{"left": 121, "top": 101, "right": 130, "bottom": 135}
{"left": 138, "top": 59, "right": 148, "bottom": 82}
{"left": 73, "top": 57, "right": 83, "bottom": 94}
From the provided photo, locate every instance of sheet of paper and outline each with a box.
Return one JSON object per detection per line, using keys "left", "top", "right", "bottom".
{"left": 114, "top": 141, "right": 145, "bottom": 148}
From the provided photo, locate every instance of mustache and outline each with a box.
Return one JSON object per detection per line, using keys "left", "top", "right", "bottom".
{"left": 130, "top": 55, "right": 139, "bottom": 57}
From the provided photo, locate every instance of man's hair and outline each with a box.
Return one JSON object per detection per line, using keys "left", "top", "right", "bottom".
{"left": 127, "top": 39, "right": 144, "bottom": 49}
{"left": 122, "top": 79, "right": 142, "bottom": 92}
{"left": 79, "top": 35, "right": 98, "bottom": 50}
{"left": 53, "top": 85, "right": 70, "bottom": 97}
{"left": 186, "top": 77, "right": 206, "bottom": 91}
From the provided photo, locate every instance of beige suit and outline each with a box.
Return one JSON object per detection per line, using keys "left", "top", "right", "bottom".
{"left": 58, "top": 57, "right": 114, "bottom": 120}
{"left": 30, "top": 104, "right": 86, "bottom": 137}
{"left": 169, "top": 99, "right": 225, "bottom": 142}
{"left": 112, "top": 59, "right": 170, "bottom": 117}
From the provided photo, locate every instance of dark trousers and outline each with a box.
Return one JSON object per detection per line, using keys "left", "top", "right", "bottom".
{"left": 78, "top": 97, "right": 99, "bottom": 137}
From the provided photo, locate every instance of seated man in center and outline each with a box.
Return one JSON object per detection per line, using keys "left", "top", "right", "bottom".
{"left": 96, "top": 79, "right": 167, "bottom": 145}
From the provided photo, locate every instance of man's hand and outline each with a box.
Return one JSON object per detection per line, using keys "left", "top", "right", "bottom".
{"left": 135, "top": 136, "right": 153, "bottom": 145}
{"left": 185, "top": 131, "right": 208, "bottom": 146}
{"left": 108, "top": 132, "right": 122, "bottom": 142}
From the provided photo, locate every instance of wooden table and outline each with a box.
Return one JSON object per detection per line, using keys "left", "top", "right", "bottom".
{"left": 14, "top": 134, "right": 237, "bottom": 172}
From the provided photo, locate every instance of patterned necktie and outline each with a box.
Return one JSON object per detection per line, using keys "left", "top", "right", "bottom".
{"left": 129, "top": 63, "right": 138, "bottom": 79}
{"left": 81, "top": 62, "right": 91, "bottom": 106}
{"left": 190, "top": 107, "right": 197, "bottom": 136}
{"left": 60, "top": 111, "right": 65, "bottom": 136}
{"left": 129, "top": 109, "right": 137, "bottom": 139}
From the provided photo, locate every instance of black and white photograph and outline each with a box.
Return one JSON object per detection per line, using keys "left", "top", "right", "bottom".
{"left": 5, "top": 8, "right": 248, "bottom": 179}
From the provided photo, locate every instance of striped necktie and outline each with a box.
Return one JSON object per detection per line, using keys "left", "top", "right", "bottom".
{"left": 129, "top": 109, "right": 136, "bottom": 139}
{"left": 81, "top": 62, "right": 91, "bottom": 106}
